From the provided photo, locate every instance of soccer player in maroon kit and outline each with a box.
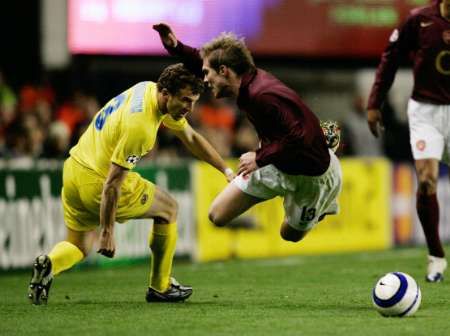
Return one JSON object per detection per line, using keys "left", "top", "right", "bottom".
{"left": 368, "top": 0, "right": 450, "bottom": 282}
{"left": 154, "top": 24, "right": 342, "bottom": 243}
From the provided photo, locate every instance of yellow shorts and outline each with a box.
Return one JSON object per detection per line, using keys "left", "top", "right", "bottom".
{"left": 61, "top": 157, "right": 155, "bottom": 232}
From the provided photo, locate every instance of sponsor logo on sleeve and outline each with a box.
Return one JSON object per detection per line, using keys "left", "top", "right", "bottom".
{"left": 126, "top": 155, "right": 141, "bottom": 164}
{"left": 141, "top": 193, "right": 148, "bottom": 205}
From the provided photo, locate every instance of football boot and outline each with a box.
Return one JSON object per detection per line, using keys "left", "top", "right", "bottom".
{"left": 28, "top": 255, "right": 53, "bottom": 305}
{"left": 146, "top": 277, "right": 193, "bottom": 303}
{"left": 426, "top": 255, "right": 447, "bottom": 283}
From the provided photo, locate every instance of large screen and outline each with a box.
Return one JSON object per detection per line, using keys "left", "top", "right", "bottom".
{"left": 68, "top": 0, "right": 429, "bottom": 57}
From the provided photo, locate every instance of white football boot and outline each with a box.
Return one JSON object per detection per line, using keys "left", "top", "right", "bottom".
{"left": 426, "top": 255, "right": 447, "bottom": 283}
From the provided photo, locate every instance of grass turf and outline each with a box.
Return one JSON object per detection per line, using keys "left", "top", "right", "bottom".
{"left": 1, "top": 247, "right": 450, "bottom": 336}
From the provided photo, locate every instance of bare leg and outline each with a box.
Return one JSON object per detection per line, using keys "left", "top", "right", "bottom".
{"left": 208, "top": 182, "right": 265, "bottom": 227}
{"left": 65, "top": 227, "right": 90, "bottom": 256}
{"left": 415, "top": 159, "right": 439, "bottom": 195}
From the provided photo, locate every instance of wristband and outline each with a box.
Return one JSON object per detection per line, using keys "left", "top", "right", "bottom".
{"left": 224, "top": 168, "right": 234, "bottom": 176}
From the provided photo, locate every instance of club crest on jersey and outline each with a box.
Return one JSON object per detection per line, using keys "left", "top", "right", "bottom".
{"left": 443, "top": 30, "right": 450, "bottom": 45}
{"left": 126, "top": 155, "right": 141, "bottom": 164}
{"left": 416, "top": 140, "right": 426, "bottom": 151}
{"left": 389, "top": 29, "right": 399, "bottom": 43}
{"left": 141, "top": 193, "right": 148, "bottom": 205}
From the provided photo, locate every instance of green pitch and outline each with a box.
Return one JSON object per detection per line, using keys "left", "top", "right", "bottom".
{"left": 2, "top": 247, "right": 450, "bottom": 336}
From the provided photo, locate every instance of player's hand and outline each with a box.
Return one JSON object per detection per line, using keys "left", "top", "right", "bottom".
{"left": 238, "top": 152, "right": 258, "bottom": 177}
{"left": 367, "top": 108, "right": 384, "bottom": 138}
{"left": 97, "top": 230, "right": 115, "bottom": 258}
{"left": 153, "top": 23, "right": 178, "bottom": 48}
{"left": 224, "top": 168, "right": 236, "bottom": 182}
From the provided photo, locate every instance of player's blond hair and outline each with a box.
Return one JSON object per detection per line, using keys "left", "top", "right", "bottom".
{"left": 201, "top": 32, "right": 255, "bottom": 76}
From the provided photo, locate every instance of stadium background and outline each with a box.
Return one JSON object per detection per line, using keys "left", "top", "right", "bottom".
{"left": 1, "top": 0, "right": 450, "bottom": 270}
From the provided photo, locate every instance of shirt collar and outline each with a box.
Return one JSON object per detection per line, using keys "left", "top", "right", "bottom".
{"left": 240, "top": 68, "right": 257, "bottom": 89}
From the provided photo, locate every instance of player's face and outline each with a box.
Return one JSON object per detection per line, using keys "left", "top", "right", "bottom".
{"left": 166, "top": 86, "right": 200, "bottom": 120}
{"left": 202, "top": 58, "right": 235, "bottom": 98}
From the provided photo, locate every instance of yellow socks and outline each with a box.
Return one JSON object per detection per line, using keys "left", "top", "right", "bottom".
{"left": 149, "top": 222, "right": 178, "bottom": 292}
{"left": 48, "top": 241, "right": 84, "bottom": 276}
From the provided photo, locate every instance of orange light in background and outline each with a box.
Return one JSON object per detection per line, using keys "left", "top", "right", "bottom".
{"left": 393, "top": 164, "right": 414, "bottom": 245}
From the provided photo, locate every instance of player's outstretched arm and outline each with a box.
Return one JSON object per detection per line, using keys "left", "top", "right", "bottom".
{"left": 172, "top": 124, "right": 235, "bottom": 182}
{"left": 153, "top": 23, "right": 178, "bottom": 48}
{"left": 98, "top": 163, "right": 128, "bottom": 258}
{"left": 367, "top": 16, "right": 414, "bottom": 132}
{"left": 153, "top": 22, "right": 203, "bottom": 77}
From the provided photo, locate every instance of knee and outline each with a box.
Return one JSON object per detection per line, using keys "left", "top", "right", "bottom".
{"left": 417, "top": 174, "right": 437, "bottom": 195}
{"left": 280, "top": 230, "right": 303, "bottom": 242}
{"left": 280, "top": 223, "right": 307, "bottom": 242}
{"left": 208, "top": 205, "right": 227, "bottom": 227}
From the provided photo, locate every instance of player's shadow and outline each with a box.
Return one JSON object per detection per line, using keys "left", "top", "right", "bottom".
{"left": 58, "top": 299, "right": 141, "bottom": 306}
{"left": 269, "top": 301, "right": 374, "bottom": 312}
{"left": 185, "top": 300, "right": 375, "bottom": 313}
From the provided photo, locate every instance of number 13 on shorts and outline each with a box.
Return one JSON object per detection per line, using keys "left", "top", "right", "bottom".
{"left": 300, "top": 206, "right": 316, "bottom": 221}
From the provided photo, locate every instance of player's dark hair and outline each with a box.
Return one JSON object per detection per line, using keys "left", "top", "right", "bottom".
{"left": 157, "top": 63, "right": 204, "bottom": 95}
{"left": 201, "top": 32, "right": 255, "bottom": 76}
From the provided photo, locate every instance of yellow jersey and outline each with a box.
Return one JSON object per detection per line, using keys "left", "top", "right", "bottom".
{"left": 69, "top": 81, "right": 187, "bottom": 177}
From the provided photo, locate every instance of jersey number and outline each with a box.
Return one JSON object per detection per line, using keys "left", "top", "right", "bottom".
{"left": 300, "top": 206, "right": 316, "bottom": 221}
{"left": 95, "top": 93, "right": 126, "bottom": 130}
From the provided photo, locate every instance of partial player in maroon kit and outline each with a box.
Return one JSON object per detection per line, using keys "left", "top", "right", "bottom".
{"left": 368, "top": 0, "right": 450, "bottom": 282}
{"left": 154, "top": 23, "right": 342, "bottom": 244}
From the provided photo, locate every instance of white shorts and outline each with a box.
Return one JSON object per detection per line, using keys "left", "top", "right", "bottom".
{"left": 233, "top": 150, "right": 342, "bottom": 231}
{"left": 407, "top": 99, "right": 450, "bottom": 164}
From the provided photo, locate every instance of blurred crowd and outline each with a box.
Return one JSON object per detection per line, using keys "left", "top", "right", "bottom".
{"left": 0, "top": 71, "right": 99, "bottom": 162}
{"left": 0, "top": 71, "right": 259, "bottom": 164}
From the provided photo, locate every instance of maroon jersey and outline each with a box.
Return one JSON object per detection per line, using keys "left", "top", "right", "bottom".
{"left": 368, "top": 1, "right": 450, "bottom": 109}
{"left": 165, "top": 42, "right": 330, "bottom": 176}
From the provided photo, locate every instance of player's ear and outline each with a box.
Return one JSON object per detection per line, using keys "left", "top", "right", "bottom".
{"left": 161, "top": 88, "right": 170, "bottom": 97}
{"left": 218, "top": 65, "right": 228, "bottom": 76}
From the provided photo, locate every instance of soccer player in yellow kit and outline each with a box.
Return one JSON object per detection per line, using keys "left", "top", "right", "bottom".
{"left": 28, "top": 63, "right": 234, "bottom": 304}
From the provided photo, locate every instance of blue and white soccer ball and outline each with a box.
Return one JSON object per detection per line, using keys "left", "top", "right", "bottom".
{"left": 372, "top": 272, "right": 421, "bottom": 317}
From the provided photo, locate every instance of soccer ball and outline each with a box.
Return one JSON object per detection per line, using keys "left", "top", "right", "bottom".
{"left": 372, "top": 272, "right": 421, "bottom": 317}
